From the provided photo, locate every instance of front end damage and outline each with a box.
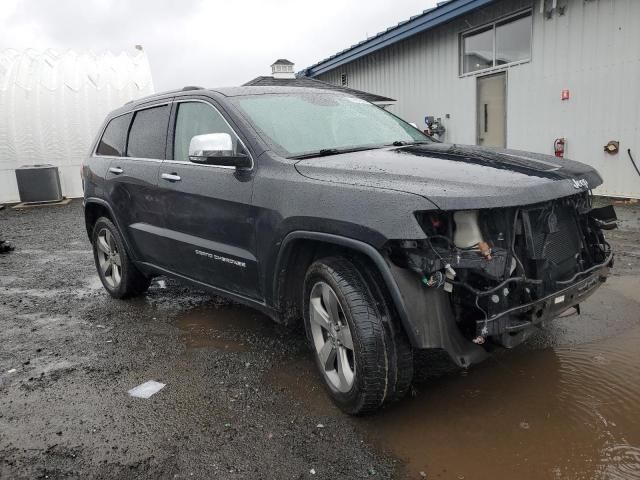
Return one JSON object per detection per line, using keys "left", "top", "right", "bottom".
{"left": 386, "top": 192, "right": 615, "bottom": 367}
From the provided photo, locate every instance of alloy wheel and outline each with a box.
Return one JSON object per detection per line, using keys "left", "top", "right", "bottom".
{"left": 309, "top": 281, "right": 355, "bottom": 393}
{"left": 96, "top": 228, "right": 122, "bottom": 288}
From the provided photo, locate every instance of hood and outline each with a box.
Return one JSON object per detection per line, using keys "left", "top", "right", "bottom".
{"left": 294, "top": 143, "right": 602, "bottom": 210}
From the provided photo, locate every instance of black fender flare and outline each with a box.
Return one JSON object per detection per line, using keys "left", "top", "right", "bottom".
{"left": 273, "top": 231, "right": 417, "bottom": 345}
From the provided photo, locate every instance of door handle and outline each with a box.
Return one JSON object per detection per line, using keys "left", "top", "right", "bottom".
{"left": 484, "top": 103, "right": 488, "bottom": 133}
{"left": 108, "top": 166, "right": 124, "bottom": 175}
{"left": 161, "top": 172, "right": 181, "bottom": 182}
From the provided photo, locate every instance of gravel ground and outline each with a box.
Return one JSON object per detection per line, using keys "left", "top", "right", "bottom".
{"left": 0, "top": 199, "right": 639, "bottom": 479}
{"left": 0, "top": 201, "right": 397, "bottom": 479}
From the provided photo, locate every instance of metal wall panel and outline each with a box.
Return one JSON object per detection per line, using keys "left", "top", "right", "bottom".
{"left": 316, "top": 0, "right": 640, "bottom": 198}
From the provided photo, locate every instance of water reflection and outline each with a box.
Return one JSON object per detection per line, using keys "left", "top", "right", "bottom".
{"left": 268, "top": 276, "right": 640, "bottom": 479}
{"left": 175, "top": 304, "right": 274, "bottom": 351}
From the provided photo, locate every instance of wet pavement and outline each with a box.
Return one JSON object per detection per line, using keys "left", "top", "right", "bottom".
{"left": 1, "top": 200, "right": 639, "bottom": 479}
{"left": 264, "top": 275, "right": 640, "bottom": 480}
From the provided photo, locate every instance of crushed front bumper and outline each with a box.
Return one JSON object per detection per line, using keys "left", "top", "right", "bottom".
{"left": 477, "top": 259, "right": 612, "bottom": 347}
{"left": 386, "top": 250, "right": 613, "bottom": 367}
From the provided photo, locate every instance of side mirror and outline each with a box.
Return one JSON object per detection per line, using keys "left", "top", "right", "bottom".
{"left": 188, "top": 133, "right": 251, "bottom": 169}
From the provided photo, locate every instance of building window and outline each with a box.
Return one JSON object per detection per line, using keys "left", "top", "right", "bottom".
{"left": 462, "top": 27, "right": 493, "bottom": 73}
{"left": 461, "top": 11, "right": 532, "bottom": 74}
{"left": 340, "top": 72, "right": 348, "bottom": 87}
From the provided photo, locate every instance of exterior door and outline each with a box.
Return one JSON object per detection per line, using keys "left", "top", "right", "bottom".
{"left": 103, "top": 104, "right": 169, "bottom": 265}
{"left": 156, "top": 100, "right": 260, "bottom": 300}
{"left": 476, "top": 72, "right": 506, "bottom": 147}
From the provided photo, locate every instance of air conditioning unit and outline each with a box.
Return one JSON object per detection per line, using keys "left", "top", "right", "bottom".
{"left": 14, "top": 164, "right": 63, "bottom": 203}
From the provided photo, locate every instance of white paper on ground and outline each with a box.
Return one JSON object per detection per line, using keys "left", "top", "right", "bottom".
{"left": 128, "top": 380, "right": 166, "bottom": 399}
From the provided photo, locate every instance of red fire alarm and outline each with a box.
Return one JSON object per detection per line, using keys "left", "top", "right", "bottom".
{"left": 561, "top": 89, "right": 570, "bottom": 101}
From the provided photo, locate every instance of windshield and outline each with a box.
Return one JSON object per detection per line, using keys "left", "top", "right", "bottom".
{"left": 233, "top": 92, "right": 430, "bottom": 157}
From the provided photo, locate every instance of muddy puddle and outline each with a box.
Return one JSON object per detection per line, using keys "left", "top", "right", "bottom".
{"left": 267, "top": 354, "right": 341, "bottom": 416}
{"left": 0, "top": 275, "right": 106, "bottom": 298}
{"left": 175, "top": 303, "right": 275, "bottom": 351}
{"left": 267, "top": 275, "right": 640, "bottom": 479}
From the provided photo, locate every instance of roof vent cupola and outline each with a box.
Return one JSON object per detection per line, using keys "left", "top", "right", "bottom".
{"left": 271, "top": 59, "right": 295, "bottom": 79}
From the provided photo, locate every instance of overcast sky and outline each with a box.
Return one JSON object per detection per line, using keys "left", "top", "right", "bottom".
{"left": 0, "top": 0, "right": 438, "bottom": 91}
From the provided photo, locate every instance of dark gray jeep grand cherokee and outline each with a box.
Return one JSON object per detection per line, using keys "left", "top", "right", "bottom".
{"left": 82, "top": 86, "right": 615, "bottom": 414}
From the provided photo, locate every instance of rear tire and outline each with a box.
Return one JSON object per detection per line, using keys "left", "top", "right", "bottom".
{"left": 91, "top": 217, "right": 150, "bottom": 299}
{"left": 303, "top": 256, "right": 412, "bottom": 415}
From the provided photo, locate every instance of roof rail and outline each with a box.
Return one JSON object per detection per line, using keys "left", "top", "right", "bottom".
{"left": 121, "top": 86, "right": 206, "bottom": 108}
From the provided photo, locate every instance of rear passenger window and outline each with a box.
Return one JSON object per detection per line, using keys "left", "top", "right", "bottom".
{"left": 96, "top": 113, "right": 131, "bottom": 157}
{"left": 126, "top": 105, "right": 170, "bottom": 159}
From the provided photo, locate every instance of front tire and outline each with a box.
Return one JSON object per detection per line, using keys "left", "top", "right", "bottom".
{"left": 303, "top": 257, "right": 410, "bottom": 415}
{"left": 91, "top": 217, "right": 150, "bottom": 299}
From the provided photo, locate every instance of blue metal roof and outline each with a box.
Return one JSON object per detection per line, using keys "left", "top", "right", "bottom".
{"left": 300, "top": 0, "right": 495, "bottom": 78}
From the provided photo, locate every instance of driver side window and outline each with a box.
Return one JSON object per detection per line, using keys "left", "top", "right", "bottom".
{"left": 173, "top": 102, "right": 238, "bottom": 162}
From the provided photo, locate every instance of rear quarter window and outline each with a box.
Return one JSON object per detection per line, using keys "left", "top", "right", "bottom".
{"left": 96, "top": 113, "right": 132, "bottom": 156}
{"left": 126, "top": 105, "right": 170, "bottom": 159}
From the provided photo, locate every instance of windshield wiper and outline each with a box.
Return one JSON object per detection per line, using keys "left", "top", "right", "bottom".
{"left": 290, "top": 141, "right": 433, "bottom": 159}
{"left": 290, "top": 146, "right": 380, "bottom": 160}
{"left": 388, "top": 140, "right": 431, "bottom": 147}
{"left": 319, "top": 148, "right": 340, "bottom": 156}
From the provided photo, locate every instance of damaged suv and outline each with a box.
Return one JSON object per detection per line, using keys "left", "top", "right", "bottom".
{"left": 82, "top": 87, "right": 615, "bottom": 415}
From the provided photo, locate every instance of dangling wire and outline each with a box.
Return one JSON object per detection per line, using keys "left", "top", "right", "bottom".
{"left": 511, "top": 209, "right": 526, "bottom": 275}
{"left": 628, "top": 149, "right": 640, "bottom": 177}
{"left": 426, "top": 236, "right": 446, "bottom": 262}
{"left": 475, "top": 295, "right": 489, "bottom": 337}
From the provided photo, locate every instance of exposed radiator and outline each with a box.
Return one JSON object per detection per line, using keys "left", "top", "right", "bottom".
{"left": 524, "top": 203, "right": 581, "bottom": 280}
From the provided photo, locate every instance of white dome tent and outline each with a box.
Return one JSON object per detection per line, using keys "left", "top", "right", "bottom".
{"left": 0, "top": 48, "right": 154, "bottom": 203}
